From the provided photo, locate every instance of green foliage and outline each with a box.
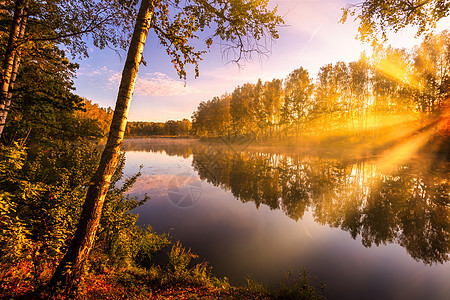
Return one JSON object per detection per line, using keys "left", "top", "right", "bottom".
{"left": 156, "top": 241, "right": 212, "bottom": 287}
{"left": 0, "top": 141, "right": 26, "bottom": 182}
{"left": 2, "top": 0, "right": 140, "bottom": 58}
{"left": 0, "top": 193, "right": 32, "bottom": 265}
{"left": 341, "top": 0, "right": 450, "bottom": 43}
{"left": 126, "top": 118, "right": 192, "bottom": 137}
{"left": 1, "top": 41, "right": 107, "bottom": 146}
{"left": 0, "top": 140, "right": 101, "bottom": 295}
{"left": 77, "top": 99, "right": 114, "bottom": 138}
{"left": 276, "top": 269, "right": 326, "bottom": 300}
{"left": 166, "top": 241, "right": 198, "bottom": 277}
{"left": 133, "top": 226, "right": 171, "bottom": 270}
{"left": 152, "top": 0, "right": 284, "bottom": 79}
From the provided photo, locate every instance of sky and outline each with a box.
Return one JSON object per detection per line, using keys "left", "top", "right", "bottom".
{"left": 72, "top": 0, "right": 450, "bottom": 122}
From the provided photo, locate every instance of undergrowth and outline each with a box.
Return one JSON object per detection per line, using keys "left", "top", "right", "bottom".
{"left": 0, "top": 142, "right": 326, "bottom": 299}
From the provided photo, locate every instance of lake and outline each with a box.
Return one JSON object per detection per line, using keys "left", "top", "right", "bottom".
{"left": 121, "top": 138, "right": 449, "bottom": 300}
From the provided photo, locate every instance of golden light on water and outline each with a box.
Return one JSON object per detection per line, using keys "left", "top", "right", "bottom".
{"left": 374, "top": 101, "right": 449, "bottom": 172}
{"left": 375, "top": 125, "right": 435, "bottom": 172}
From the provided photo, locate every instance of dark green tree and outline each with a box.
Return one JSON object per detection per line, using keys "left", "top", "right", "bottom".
{"left": 0, "top": 0, "right": 140, "bottom": 138}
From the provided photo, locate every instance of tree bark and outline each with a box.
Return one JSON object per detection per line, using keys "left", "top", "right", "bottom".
{"left": 0, "top": 0, "right": 28, "bottom": 139}
{"left": 47, "top": 0, "right": 155, "bottom": 292}
{"left": 8, "top": 10, "right": 28, "bottom": 100}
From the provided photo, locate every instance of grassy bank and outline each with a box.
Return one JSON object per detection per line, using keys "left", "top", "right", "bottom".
{"left": 2, "top": 237, "right": 326, "bottom": 299}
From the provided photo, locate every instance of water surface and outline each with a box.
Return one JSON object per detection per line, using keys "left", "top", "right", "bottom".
{"left": 122, "top": 138, "right": 449, "bottom": 300}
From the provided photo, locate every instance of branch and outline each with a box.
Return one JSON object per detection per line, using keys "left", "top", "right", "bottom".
{"left": 195, "top": 0, "right": 234, "bottom": 24}
{"left": 17, "top": 13, "right": 113, "bottom": 46}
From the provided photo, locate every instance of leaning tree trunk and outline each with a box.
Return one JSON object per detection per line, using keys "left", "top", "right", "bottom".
{"left": 47, "top": 0, "right": 155, "bottom": 293}
{"left": 0, "top": 0, "right": 28, "bottom": 139}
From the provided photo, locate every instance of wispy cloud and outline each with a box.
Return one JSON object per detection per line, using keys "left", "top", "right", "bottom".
{"left": 79, "top": 66, "right": 199, "bottom": 97}
{"left": 108, "top": 71, "right": 200, "bottom": 97}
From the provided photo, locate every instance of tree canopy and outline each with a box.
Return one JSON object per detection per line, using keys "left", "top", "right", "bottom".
{"left": 341, "top": 0, "right": 450, "bottom": 42}
{"left": 151, "top": 0, "right": 284, "bottom": 79}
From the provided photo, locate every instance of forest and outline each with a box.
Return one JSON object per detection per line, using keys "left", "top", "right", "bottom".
{"left": 0, "top": 0, "right": 448, "bottom": 299}
{"left": 191, "top": 31, "right": 449, "bottom": 150}
{"left": 125, "top": 119, "right": 192, "bottom": 137}
{"left": 119, "top": 29, "right": 450, "bottom": 145}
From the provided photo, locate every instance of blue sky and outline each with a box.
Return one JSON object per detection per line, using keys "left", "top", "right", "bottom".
{"left": 72, "top": 0, "right": 450, "bottom": 122}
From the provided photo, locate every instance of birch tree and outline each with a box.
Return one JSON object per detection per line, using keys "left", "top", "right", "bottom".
{"left": 47, "top": 0, "right": 283, "bottom": 293}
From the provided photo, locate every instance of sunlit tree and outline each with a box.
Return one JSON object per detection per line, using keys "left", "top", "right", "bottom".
{"left": 371, "top": 46, "right": 415, "bottom": 114}
{"left": 281, "top": 67, "right": 313, "bottom": 138}
{"left": 231, "top": 83, "right": 257, "bottom": 137}
{"left": 412, "top": 30, "right": 450, "bottom": 113}
{"left": 348, "top": 57, "right": 371, "bottom": 133}
{"left": 262, "top": 78, "right": 284, "bottom": 138}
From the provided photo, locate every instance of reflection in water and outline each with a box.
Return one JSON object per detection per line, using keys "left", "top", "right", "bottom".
{"left": 190, "top": 146, "right": 449, "bottom": 265}
{"left": 123, "top": 138, "right": 449, "bottom": 265}
{"left": 122, "top": 138, "right": 194, "bottom": 158}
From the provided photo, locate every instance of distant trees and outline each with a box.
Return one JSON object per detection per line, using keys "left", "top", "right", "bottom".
{"left": 191, "top": 94, "right": 231, "bottom": 137}
{"left": 412, "top": 32, "right": 450, "bottom": 113}
{"left": 230, "top": 83, "right": 257, "bottom": 137}
{"left": 126, "top": 119, "right": 192, "bottom": 137}
{"left": 77, "top": 99, "right": 114, "bottom": 138}
{"left": 191, "top": 30, "right": 450, "bottom": 140}
{"left": 282, "top": 68, "right": 313, "bottom": 137}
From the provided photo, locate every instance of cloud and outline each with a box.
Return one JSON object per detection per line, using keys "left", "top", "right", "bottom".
{"left": 108, "top": 71, "right": 200, "bottom": 97}
{"left": 79, "top": 66, "right": 199, "bottom": 97}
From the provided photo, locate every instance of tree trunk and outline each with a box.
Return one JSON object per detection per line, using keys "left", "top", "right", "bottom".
{"left": 0, "top": 0, "right": 28, "bottom": 139}
{"left": 47, "top": 0, "right": 155, "bottom": 293}
{"left": 8, "top": 10, "right": 28, "bottom": 101}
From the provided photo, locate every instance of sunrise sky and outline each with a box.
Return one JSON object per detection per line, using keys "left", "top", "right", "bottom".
{"left": 72, "top": 0, "right": 450, "bottom": 122}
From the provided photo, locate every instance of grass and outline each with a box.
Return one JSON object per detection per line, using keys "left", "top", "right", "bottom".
{"left": 80, "top": 243, "right": 327, "bottom": 300}
{"left": 5, "top": 241, "right": 326, "bottom": 299}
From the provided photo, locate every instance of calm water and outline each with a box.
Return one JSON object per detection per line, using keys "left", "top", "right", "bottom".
{"left": 122, "top": 138, "right": 449, "bottom": 300}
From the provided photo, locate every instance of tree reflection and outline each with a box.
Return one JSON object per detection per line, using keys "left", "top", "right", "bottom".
{"left": 121, "top": 138, "right": 195, "bottom": 158}
{"left": 191, "top": 146, "right": 449, "bottom": 264}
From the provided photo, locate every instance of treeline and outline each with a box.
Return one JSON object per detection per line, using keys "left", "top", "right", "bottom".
{"left": 125, "top": 119, "right": 192, "bottom": 137}
{"left": 192, "top": 31, "right": 450, "bottom": 140}
{"left": 77, "top": 99, "right": 114, "bottom": 137}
